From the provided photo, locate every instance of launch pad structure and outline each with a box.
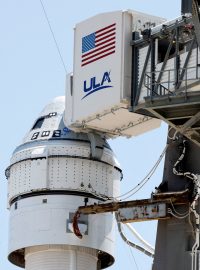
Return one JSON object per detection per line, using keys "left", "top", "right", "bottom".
{"left": 70, "top": 0, "right": 200, "bottom": 269}
{"left": 6, "top": 0, "right": 200, "bottom": 270}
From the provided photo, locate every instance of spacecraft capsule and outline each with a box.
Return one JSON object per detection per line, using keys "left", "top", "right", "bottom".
{"left": 6, "top": 96, "right": 122, "bottom": 270}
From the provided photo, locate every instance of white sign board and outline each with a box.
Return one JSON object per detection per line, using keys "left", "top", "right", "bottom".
{"left": 65, "top": 10, "right": 164, "bottom": 137}
{"left": 73, "top": 11, "right": 131, "bottom": 120}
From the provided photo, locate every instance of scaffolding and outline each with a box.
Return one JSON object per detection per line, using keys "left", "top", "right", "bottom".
{"left": 131, "top": 13, "right": 200, "bottom": 147}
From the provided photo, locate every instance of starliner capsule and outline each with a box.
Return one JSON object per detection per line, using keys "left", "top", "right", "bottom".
{"left": 6, "top": 96, "right": 122, "bottom": 270}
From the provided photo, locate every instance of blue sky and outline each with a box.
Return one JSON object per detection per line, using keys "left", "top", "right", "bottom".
{"left": 0, "top": 1, "right": 181, "bottom": 269}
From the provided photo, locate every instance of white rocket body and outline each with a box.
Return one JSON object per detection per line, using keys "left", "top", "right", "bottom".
{"left": 6, "top": 96, "right": 122, "bottom": 270}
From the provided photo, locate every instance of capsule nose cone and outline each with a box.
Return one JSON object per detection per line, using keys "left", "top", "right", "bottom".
{"left": 20, "top": 96, "right": 66, "bottom": 144}
{"left": 53, "top": 96, "right": 65, "bottom": 103}
{"left": 39, "top": 96, "right": 65, "bottom": 117}
{"left": 12, "top": 95, "right": 121, "bottom": 172}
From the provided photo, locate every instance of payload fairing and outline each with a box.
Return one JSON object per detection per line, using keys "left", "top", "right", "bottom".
{"left": 6, "top": 96, "right": 122, "bottom": 270}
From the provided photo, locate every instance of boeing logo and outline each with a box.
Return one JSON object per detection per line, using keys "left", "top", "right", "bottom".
{"left": 82, "top": 71, "right": 113, "bottom": 99}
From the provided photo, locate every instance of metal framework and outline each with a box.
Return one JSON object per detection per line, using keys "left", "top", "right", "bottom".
{"left": 71, "top": 2, "right": 200, "bottom": 269}
{"left": 130, "top": 12, "right": 200, "bottom": 148}
{"left": 72, "top": 190, "right": 190, "bottom": 239}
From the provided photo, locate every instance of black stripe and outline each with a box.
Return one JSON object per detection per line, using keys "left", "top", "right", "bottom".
{"left": 10, "top": 190, "right": 107, "bottom": 205}
{"left": 7, "top": 155, "right": 122, "bottom": 174}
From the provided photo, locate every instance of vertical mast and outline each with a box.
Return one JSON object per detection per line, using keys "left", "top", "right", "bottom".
{"left": 153, "top": 132, "right": 200, "bottom": 270}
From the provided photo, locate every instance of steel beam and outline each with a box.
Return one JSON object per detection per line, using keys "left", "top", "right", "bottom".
{"left": 130, "top": 32, "right": 140, "bottom": 109}
{"left": 176, "top": 38, "right": 196, "bottom": 90}
{"left": 134, "top": 45, "right": 151, "bottom": 107}
{"left": 72, "top": 190, "right": 189, "bottom": 239}
{"left": 180, "top": 110, "right": 200, "bottom": 133}
{"left": 156, "top": 31, "right": 176, "bottom": 88}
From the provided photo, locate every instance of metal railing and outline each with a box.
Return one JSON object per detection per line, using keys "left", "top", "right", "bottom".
{"left": 144, "top": 65, "right": 200, "bottom": 98}
{"left": 144, "top": 74, "right": 173, "bottom": 97}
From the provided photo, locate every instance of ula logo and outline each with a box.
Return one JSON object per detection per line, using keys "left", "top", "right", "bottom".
{"left": 82, "top": 71, "right": 113, "bottom": 99}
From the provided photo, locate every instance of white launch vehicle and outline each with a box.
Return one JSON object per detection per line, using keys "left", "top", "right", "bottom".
{"left": 6, "top": 96, "right": 122, "bottom": 270}
{"left": 6, "top": 10, "right": 164, "bottom": 270}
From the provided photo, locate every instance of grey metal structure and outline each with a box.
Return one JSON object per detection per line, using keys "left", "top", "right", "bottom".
{"left": 128, "top": 0, "right": 200, "bottom": 149}
{"left": 131, "top": 16, "right": 200, "bottom": 147}
{"left": 152, "top": 134, "right": 200, "bottom": 270}
{"left": 131, "top": 2, "right": 200, "bottom": 268}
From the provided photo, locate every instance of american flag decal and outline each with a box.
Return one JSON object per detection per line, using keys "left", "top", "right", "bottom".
{"left": 81, "top": 23, "right": 116, "bottom": 67}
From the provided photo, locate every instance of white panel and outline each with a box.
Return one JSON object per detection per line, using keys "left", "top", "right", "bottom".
{"left": 48, "top": 157, "right": 120, "bottom": 197}
{"left": 11, "top": 142, "right": 91, "bottom": 165}
{"left": 65, "top": 10, "right": 163, "bottom": 138}
{"left": 72, "top": 11, "right": 126, "bottom": 122}
{"left": 8, "top": 139, "right": 121, "bottom": 202}
{"left": 101, "top": 147, "right": 120, "bottom": 169}
{"left": 30, "top": 159, "right": 47, "bottom": 189}
{"left": 11, "top": 149, "right": 33, "bottom": 164}
{"left": 121, "top": 117, "right": 161, "bottom": 137}
{"left": 8, "top": 159, "right": 46, "bottom": 201}
{"left": 9, "top": 195, "right": 115, "bottom": 257}
{"left": 129, "top": 9, "right": 165, "bottom": 30}
{"left": 9, "top": 160, "right": 31, "bottom": 196}
{"left": 80, "top": 106, "right": 160, "bottom": 137}
{"left": 8, "top": 157, "right": 121, "bottom": 202}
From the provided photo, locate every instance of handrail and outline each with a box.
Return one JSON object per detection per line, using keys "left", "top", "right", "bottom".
{"left": 145, "top": 73, "right": 174, "bottom": 97}
{"left": 144, "top": 65, "right": 200, "bottom": 98}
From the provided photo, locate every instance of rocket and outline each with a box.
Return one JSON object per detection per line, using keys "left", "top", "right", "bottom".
{"left": 6, "top": 96, "right": 122, "bottom": 270}
{"left": 5, "top": 10, "right": 165, "bottom": 270}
